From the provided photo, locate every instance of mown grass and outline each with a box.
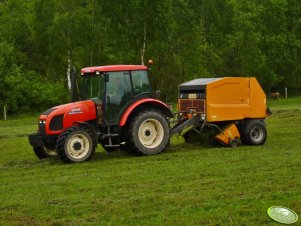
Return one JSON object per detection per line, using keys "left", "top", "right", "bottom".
{"left": 0, "top": 97, "right": 301, "bottom": 225}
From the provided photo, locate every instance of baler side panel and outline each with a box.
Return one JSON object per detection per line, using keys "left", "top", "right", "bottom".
{"left": 249, "top": 78, "right": 266, "bottom": 118}
{"left": 206, "top": 78, "right": 251, "bottom": 122}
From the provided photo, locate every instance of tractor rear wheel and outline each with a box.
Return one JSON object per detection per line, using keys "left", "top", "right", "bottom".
{"left": 33, "top": 146, "right": 57, "bottom": 159}
{"left": 240, "top": 120, "right": 267, "bottom": 145}
{"left": 57, "top": 126, "right": 95, "bottom": 163}
{"left": 127, "top": 110, "right": 169, "bottom": 155}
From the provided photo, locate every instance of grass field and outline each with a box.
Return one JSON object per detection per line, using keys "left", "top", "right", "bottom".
{"left": 1, "top": 97, "right": 301, "bottom": 225}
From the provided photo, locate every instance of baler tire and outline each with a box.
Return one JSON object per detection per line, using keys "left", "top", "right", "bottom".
{"left": 56, "top": 126, "right": 95, "bottom": 163}
{"left": 127, "top": 110, "right": 169, "bottom": 155}
{"left": 33, "top": 146, "right": 57, "bottom": 159}
{"left": 240, "top": 120, "right": 267, "bottom": 145}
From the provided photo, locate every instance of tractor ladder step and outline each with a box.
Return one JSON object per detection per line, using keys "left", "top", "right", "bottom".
{"left": 102, "top": 127, "right": 120, "bottom": 148}
{"left": 104, "top": 144, "right": 120, "bottom": 148}
{"left": 101, "top": 133, "right": 119, "bottom": 139}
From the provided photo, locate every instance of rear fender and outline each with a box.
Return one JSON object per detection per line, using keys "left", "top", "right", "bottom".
{"left": 119, "top": 98, "right": 173, "bottom": 127}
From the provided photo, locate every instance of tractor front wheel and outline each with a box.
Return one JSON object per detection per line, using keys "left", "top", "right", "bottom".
{"left": 127, "top": 110, "right": 169, "bottom": 155}
{"left": 33, "top": 146, "right": 57, "bottom": 159}
{"left": 57, "top": 126, "right": 95, "bottom": 163}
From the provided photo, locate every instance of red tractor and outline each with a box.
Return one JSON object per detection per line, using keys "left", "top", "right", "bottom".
{"left": 28, "top": 64, "right": 173, "bottom": 163}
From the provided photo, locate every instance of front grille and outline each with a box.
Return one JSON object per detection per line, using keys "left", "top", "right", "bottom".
{"left": 179, "top": 99, "right": 205, "bottom": 113}
{"left": 39, "top": 124, "right": 46, "bottom": 136}
{"left": 49, "top": 114, "right": 64, "bottom": 131}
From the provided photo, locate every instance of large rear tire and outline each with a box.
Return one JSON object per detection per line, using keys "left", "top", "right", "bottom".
{"left": 127, "top": 110, "right": 169, "bottom": 155}
{"left": 240, "top": 120, "right": 267, "bottom": 145}
{"left": 57, "top": 126, "right": 95, "bottom": 163}
{"left": 33, "top": 146, "right": 57, "bottom": 159}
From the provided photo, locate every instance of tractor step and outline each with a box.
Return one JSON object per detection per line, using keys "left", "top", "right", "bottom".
{"left": 101, "top": 133, "right": 119, "bottom": 139}
{"left": 105, "top": 144, "right": 120, "bottom": 148}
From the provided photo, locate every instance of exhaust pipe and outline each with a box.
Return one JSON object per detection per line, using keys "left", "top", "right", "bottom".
{"left": 70, "top": 66, "right": 78, "bottom": 102}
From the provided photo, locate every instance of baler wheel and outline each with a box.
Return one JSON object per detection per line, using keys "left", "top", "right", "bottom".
{"left": 240, "top": 120, "right": 267, "bottom": 145}
{"left": 56, "top": 126, "right": 95, "bottom": 163}
{"left": 127, "top": 110, "right": 169, "bottom": 155}
{"left": 33, "top": 146, "right": 57, "bottom": 159}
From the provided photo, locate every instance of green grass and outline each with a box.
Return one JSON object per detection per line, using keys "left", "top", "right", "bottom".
{"left": 1, "top": 97, "right": 301, "bottom": 225}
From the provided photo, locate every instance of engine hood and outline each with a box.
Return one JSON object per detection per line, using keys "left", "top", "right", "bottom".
{"left": 39, "top": 100, "right": 97, "bottom": 135}
{"left": 41, "top": 100, "right": 94, "bottom": 116}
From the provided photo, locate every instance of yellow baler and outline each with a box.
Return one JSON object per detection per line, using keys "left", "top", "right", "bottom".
{"left": 172, "top": 77, "right": 269, "bottom": 146}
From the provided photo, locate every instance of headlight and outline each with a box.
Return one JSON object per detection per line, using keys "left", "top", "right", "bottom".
{"left": 39, "top": 120, "right": 46, "bottom": 124}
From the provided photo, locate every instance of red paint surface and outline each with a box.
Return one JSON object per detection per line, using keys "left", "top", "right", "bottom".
{"left": 40, "top": 100, "right": 96, "bottom": 135}
{"left": 81, "top": 65, "right": 148, "bottom": 74}
{"left": 119, "top": 98, "right": 169, "bottom": 126}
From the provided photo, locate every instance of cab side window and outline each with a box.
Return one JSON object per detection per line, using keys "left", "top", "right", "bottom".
{"left": 131, "top": 70, "right": 151, "bottom": 96}
{"left": 105, "top": 71, "right": 132, "bottom": 124}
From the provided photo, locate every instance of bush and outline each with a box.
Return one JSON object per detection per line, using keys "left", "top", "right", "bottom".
{"left": 1, "top": 66, "right": 69, "bottom": 116}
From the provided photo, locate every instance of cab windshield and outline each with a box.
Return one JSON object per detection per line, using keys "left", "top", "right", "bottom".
{"left": 81, "top": 75, "right": 105, "bottom": 102}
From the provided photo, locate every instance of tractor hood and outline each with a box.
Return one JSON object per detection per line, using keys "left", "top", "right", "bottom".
{"left": 39, "top": 100, "right": 97, "bottom": 135}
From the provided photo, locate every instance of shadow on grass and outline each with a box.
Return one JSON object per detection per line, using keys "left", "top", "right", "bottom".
{"left": 91, "top": 149, "right": 133, "bottom": 162}
{"left": 0, "top": 158, "right": 52, "bottom": 169}
{"left": 1, "top": 137, "right": 232, "bottom": 168}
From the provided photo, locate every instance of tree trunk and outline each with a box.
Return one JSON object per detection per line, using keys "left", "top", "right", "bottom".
{"left": 141, "top": 22, "right": 146, "bottom": 65}
{"left": 67, "top": 50, "right": 71, "bottom": 91}
{"left": 4, "top": 104, "right": 7, "bottom": 120}
{"left": 90, "top": 0, "right": 94, "bottom": 66}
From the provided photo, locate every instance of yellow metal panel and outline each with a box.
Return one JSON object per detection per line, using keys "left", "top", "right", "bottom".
{"left": 206, "top": 77, "right": 266, "bottom": 122}
{"left": 215, "top": 123, "right": 240, "bottom": 145}
{"left": 249, "top": 78, "right": 267, "bottom": 118}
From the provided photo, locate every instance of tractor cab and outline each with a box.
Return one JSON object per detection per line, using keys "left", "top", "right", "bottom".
{"left": 80, "top": 65, "right": 152, "bottom": 125}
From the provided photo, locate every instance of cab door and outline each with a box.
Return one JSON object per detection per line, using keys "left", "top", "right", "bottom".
{"left": 105, "top": 71, "right": 132, "bottom": 124}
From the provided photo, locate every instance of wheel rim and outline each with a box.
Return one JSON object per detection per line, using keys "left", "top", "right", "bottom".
{"left": 138, "top": 118, "right": 164, "bottom": 149}
{"left": 250, "top": 126, "right": 264, "bottom": 143}
{"left": 44, "top": 147, "right": 57, "bottom": 156}
{"left": 66, "top": 133, "right": 90, "bottom": 159}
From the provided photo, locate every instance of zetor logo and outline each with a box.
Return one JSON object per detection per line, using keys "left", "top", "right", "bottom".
{"left": 68, "top": 108, "right": 83, "bottom": 115}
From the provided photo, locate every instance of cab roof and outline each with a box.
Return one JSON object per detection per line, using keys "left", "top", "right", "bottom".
{"left": 81, "top": 65, "right": 148, "bottom": 74}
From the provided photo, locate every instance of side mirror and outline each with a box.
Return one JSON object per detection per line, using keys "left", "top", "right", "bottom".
{"left": 155, "top": 90, "right": 161, "bottom": 99}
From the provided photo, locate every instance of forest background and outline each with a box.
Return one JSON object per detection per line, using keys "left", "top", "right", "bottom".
{"left": 1, "top": 0, "right": 301, "bottom": 116}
